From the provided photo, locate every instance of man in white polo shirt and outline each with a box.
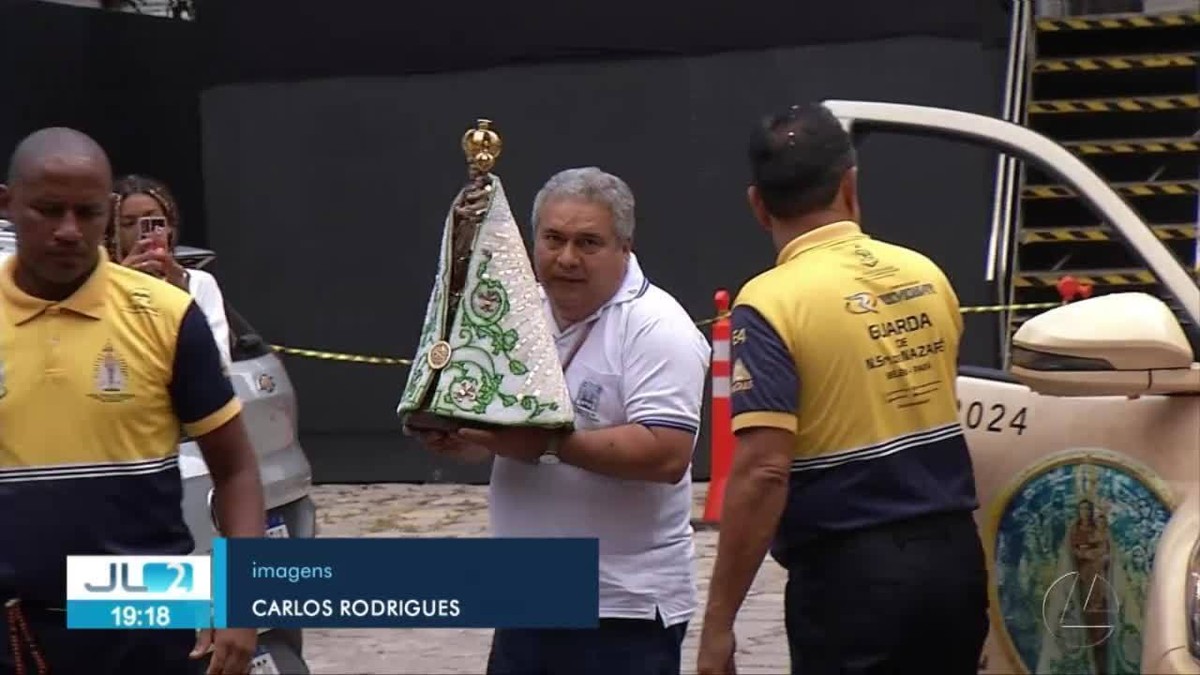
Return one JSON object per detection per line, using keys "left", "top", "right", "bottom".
{"left": 413, "top": 166, "right": 710, "bottom": 675}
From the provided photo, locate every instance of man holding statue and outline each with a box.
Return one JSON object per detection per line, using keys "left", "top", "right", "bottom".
{"left": 399, "top": 121, "right": 711, "bottom": 675}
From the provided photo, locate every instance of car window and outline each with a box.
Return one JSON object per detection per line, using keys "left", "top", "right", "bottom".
{"left": 848, "top": 125, "right": 1200, "bottom": 369}
{"left": 226, "top": 303, "right": 273, "bottom": 362}
{"left": 847, "top": 128, "right": 1021, "bottom": 370}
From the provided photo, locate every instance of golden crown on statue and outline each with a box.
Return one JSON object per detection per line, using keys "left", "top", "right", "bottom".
{"left": 461, "top": 119, "right": 503, "bottom": 174}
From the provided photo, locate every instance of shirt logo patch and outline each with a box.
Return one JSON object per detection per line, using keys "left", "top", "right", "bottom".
{"left": 853, "top": 245, "right": 879, "bottom": 268}
{"left": 125, "top": 287, "right": 159, "bottom": 316}
{"left": 89, "top": 343, "right": 135, "bottom": 403}
{"left": 844, "top": 292, "right": 879, "bottom": 314}
{"left": 879, "top": 282, "right": 936, "bottom": 305}
{"left": 849, "top": 245, "right": 902, "bottom": 283}
{"left": 731, "top": 359, "right": 753, "bottom": 393}
{"left": 574, "top": 380, "right": 604, "bottom": 421}
{"left": 844, "top": 283, "right": 938, "bottom": 315}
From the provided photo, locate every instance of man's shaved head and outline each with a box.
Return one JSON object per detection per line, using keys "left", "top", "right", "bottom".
{"left": 6, "top": 127, "right": 112, "bottom": 186}
{"left": 1, "top": 127, "right": 114, "bottom": 299}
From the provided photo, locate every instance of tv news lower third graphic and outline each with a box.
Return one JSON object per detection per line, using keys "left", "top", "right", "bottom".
{"left": 213, "top": 537, "right": 600, "bottom": 629}
{"left": 66, "top": 555, "right": 213, "bottom": 629}
{"left": 67, "top": 538, "right": 599, "bottom": 630}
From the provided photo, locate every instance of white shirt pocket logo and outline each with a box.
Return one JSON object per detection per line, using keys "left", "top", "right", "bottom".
{"left": 574, "top": 380, "right": 605, "bottom": 422}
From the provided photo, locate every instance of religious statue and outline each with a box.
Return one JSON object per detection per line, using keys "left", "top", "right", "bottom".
{"left": 1068, "top": 465, "right": 1114, "bottom": 674}
{"left": 397, "top": 119, "right": 574, "bottom": 433}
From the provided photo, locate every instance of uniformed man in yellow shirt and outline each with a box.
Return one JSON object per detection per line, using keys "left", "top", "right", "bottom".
{"left": 0, "top": 128, "right": 265, "bottom": 675}
{"left": 698, "top": 103, "right": 988, "bottom": 675}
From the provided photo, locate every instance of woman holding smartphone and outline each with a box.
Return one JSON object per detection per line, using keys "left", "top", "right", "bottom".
{"left": 109, "top": 174, "right": 233, "bottom": 367}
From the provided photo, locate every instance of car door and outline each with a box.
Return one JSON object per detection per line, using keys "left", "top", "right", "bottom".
{"left": 825, "top": 100, "right": 1200, "bottom": 674}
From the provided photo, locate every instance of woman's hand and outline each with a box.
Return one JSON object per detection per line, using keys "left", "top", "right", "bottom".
{"left": 121, "top": 238, "right": 188, "bottom": 289}
{"left": 160, "top": 254, "right": 188, "bottom": 290}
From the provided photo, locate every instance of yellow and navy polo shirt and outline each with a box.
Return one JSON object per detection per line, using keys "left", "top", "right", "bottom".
{"left": 0, "top": 249, "right": 240, "bottom": 606}
{"left": 730, "top": 221, "right": 977, "bottom": 563}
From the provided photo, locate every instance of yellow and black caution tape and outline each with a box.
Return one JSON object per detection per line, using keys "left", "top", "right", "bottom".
{"left": 1036, "top": 12, "right": 1199, "bottom": 31}
{"left": 961, "top": 301, "right": 1059, "bottom": 314}
{"left": 268, "top": 302, "right": 1071, "bottom": 365}
{"left": 1149, "top": 224, "right": 1194, "bottom": 240}
{"left": 1023, "top": 184, "right": 1076, "bottom": 199}
{"left": 1023, "top": 180, "right": 1199, "bottom": 199}
{"left": 1116, "top": 180, "right": 1199, "bottom": 197}
{"left": 1013, "top": 269, "right": 1156, "bottom": 288}
{"left": 270, "top": 346, "right": 413, "bottom": 366}
{"left": 1028, "top": 94, "right": 1200, "bottom": 114}
{"left": 1022, "top": 224, "right": 1195, "bottom": 243}
{"left": 1035, "top": 52, "right": 1197, "bottom": 72}
{"left": 1023, "top": 227, "right": 1108, "bottom": 243}
{"left": 1064, "top": 137, "right": 1199, "bottom": 155}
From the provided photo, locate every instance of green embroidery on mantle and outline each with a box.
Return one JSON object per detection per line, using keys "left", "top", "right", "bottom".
{"left": 399, "top": 235, "right": 448, "bottom": 409}
{"left": 429, "top": 250, "right": 560, "bottom": 422}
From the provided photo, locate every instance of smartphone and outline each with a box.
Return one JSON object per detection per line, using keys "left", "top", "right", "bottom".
{"left": 137, "top": 216, "right": 169, "bottom": 250}
{"left": 138, "top": 216, "right": 167, "bottom": 237}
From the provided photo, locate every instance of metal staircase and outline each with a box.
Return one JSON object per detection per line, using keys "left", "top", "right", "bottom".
{"left": 1008, "top": 9, "right": 1199, "bottom": 349}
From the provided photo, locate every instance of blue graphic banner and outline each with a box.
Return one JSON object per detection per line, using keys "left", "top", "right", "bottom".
{"left": 213, "top": 537, "right": 599, "bottom": 629}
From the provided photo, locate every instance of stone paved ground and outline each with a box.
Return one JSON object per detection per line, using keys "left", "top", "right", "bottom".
{"left": 302, "top": 482, "right": 789, "bottom": 675}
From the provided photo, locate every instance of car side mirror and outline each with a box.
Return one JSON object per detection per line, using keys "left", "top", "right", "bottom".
{"left": 235, "top": 333, "right": 265, "bottom": 351}
{"left": 1010, "top": 292, "right": 1200, "bottom": 397}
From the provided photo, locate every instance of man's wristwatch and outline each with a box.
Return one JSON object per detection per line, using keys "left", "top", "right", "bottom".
{"left": 539, "top": 434, "right": 563, "bottom": 465}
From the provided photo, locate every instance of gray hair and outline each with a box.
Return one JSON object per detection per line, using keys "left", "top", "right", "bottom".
{"left": 530, "top": 167, "right": 635, "bottom": 242}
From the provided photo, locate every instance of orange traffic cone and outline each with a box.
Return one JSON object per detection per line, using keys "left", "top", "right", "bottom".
{"left": 700, "top": 290, "right": 733, "bottom": 528}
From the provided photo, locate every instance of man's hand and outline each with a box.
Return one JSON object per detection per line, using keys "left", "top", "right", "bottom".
{"left": 191, "top": 627, "right": 257, "bottom": 674}
{"left": 455, "top": 427, "right": 557, "bottom": 464}
{"left": 697, "top": 627, "right": 737, "bottom": 675}
{"left": 404, "top": 425, "right": 493, "bottom": 463}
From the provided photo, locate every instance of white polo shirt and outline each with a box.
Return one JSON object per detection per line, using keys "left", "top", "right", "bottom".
{"left": 489, "top": 253, "right": 712, "bottom": 627}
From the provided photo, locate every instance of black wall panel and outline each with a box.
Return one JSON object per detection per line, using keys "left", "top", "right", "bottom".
{"left": 0, "top": 0, "right": 1010, "bottom": 483}
{"left": 200, "top": 37, "right": 1007, "bottom": 483}
{"left": 0, "top": 0, "right": 207, "bottom": 246}
{"left": 195, "top": 0, "right": 1009, "bottom": 85}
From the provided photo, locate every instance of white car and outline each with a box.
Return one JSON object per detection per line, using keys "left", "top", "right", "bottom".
{"left": 826, "top": 101, "right": 1199, "bottom": 674}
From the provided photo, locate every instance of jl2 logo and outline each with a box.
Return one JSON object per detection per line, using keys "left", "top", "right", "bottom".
{"left": 84, "top": 562, "right": 194, "bottom": 594}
